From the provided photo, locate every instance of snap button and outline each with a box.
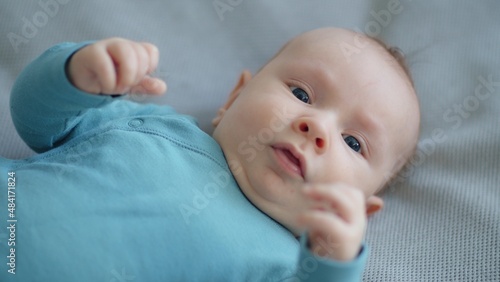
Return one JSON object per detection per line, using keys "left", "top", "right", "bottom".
{"left": 128, "top": 118, "right": 144, "bottom": 128}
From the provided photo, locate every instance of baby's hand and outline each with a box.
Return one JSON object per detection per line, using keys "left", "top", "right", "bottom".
{"left": 67, "top": 38, "right": 167, "bottom": 95}
{"left": 297, "top": 184, "right": 366, "bottom": 262}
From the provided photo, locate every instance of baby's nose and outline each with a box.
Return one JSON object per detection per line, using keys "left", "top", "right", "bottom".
{"left": 293, "top": 117, "right": 329, "bottom": 153}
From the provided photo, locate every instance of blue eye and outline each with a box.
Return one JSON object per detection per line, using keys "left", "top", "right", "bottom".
{"left": 344, "top": 135, "right": 361, "bottom": 153}
{"left": 291, "top": 87, "right": 310, "bottom": 104}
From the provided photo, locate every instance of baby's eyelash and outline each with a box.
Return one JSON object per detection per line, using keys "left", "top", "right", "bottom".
{"left": 341, "top": 132, "right": 370, "bottom": 158}
{"left": 287, "top": 80, "right": 314, "bottom": 103}
{"left": 290, "top": 87, "right": 310, "bottom": 104}
{"left": 343, "top": 135, "right": 362, "bottom": 153}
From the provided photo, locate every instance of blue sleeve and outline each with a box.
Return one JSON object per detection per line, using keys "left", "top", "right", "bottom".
{"left": 9, "top": 42, "right": 177, "bottom": 153}
{"left": 294, "top": 233, "right": 368, "bottom": 282}
{"left": 10, "top": 41, "right": 113, "bottom": 153}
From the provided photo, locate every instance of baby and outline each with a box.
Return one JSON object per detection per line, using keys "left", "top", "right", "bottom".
{"left": 1, "top": 28, "right": 419, "bottom": 281}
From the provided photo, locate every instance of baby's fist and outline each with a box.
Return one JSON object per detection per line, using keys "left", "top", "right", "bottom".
{"left": 67, "top": 38, "right": 166, "bottom": 95}
{"left": 297, "top": 184, "right": 367, "bottom": 262}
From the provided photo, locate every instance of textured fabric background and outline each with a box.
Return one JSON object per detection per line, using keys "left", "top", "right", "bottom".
{"left": 0, "top": 1, "right": 498, "bottom": 281}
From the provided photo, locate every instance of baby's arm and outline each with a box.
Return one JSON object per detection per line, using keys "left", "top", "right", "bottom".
{"left": 10, "top": 38, "right": 166, "bottom": 153}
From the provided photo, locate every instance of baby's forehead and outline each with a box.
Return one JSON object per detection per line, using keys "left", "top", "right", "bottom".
{"left": 279, "top": 29, "right": 414, "bottom": 97}
{"left": 274, "top": 29, "right": 419, "bottom": 102}
{"left": 281, "top": 28, "right": 394, "bottom": 63}
{"left": 288, "top": 28, "right": 374, "bottom": 51}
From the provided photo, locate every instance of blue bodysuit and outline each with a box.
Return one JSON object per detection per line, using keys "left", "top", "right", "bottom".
{"left": 0, "top": 42, "right": 367, "bottom": 281}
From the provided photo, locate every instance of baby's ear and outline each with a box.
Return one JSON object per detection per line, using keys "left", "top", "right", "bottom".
{"left": 212, "top": 70, "right": 252, "bottom": 127}
{"left": 365, "top": 195, "right": 384, "bottom": 216}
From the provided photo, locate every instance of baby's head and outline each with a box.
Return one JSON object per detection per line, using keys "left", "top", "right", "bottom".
{"left": 212, "top": 27, "right": 420, "bottom": 233}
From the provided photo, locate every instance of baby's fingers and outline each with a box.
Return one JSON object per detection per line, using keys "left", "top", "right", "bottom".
{"left": 303, "top": 185, "right": 365, "bottom": 223}
{"left": 130, "top": 76, "right": 167, "bottom": 95}
{"left": 106, "top": 42, "right": 138, "bottom": 93}
{"left": 297, "top": 209, "right": 346, "bottom": 236}
{"left": 140, "top": 42, "right": 160, "bottom": 75}
{"left": 104, "top": 40, "right": 161, "bottom": 94}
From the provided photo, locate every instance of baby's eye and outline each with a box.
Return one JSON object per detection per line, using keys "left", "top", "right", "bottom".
{"left": 343, "top": 135, "right": 361, "bottom": 153}
{"left": 290, "top": 87, "right": 310, "bottom": 104}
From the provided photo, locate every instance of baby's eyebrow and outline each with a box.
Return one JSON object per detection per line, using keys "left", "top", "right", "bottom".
{"left": 360, "top": 112, "right": 384, "bottom": 133}
{"left": 356, "top": 111, "right": 386, "bottom": 156}
{"left": 292, "top": 58, "right": 337, "bottom": 90}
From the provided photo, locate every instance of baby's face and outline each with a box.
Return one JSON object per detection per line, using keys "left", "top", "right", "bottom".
{"left": 212, "top": 28, "right": 419, "bottom": 233}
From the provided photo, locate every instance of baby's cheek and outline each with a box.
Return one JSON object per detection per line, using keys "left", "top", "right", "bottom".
{"left": 319, "top": 161, "right": 364, "bottom": 188}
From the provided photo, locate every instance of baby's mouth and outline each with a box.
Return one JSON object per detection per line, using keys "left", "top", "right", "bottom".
{"left": 283, "top": 149, "right": 300, "bottom": 167}
{"left": 272, "top": 145, "right": 304, "bottom": 179}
